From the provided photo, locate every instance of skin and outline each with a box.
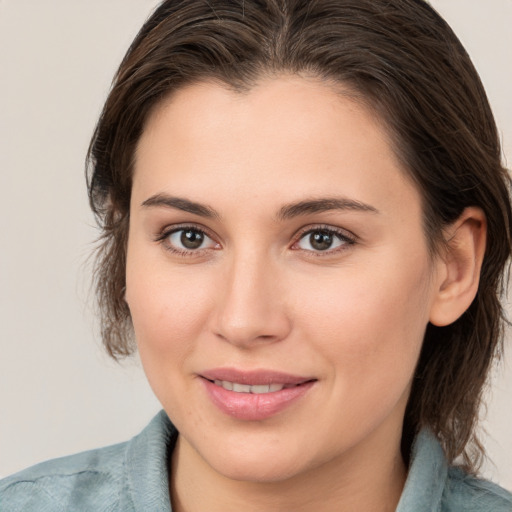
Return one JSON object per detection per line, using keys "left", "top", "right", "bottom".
{"left": 125, "top": 76, "right": 485, "bottom": 512}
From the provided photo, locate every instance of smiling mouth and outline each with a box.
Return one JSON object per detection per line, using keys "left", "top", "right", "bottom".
{"left": 200, "top": 370, "right": 317, "bottom": 420}
{"left": 208, "top": 379, "right": 307, "bottom": 394}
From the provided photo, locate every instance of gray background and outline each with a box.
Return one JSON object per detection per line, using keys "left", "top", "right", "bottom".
{"left": 1, "top": 0, "right": 511, "bottom": 490}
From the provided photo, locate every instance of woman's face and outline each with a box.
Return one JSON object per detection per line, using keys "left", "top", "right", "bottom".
{"left": 126, "top": 76, "right": 443, "bottom": 482}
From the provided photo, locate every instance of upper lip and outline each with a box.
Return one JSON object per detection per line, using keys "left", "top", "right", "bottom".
{"left": 200, "top": 367, "right": 315, "bottom": 386}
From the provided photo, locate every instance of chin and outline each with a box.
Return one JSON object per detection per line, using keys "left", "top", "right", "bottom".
{"left": 189, "top": 433, "right": 311, "bottom": 484}
{"left": 214, "top": 457, "right": 306, "bottom": 484}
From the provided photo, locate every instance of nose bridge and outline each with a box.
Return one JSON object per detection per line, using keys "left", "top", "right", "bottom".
{"left": 212, "top": 246, "right": 290, "bottom": 346}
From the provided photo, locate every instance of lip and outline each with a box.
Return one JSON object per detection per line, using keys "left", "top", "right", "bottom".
{"left": 199, "top": 367, "right": 316, "bottom": 421}
{"left": 201, "top": 368, "right": 313, "bottom": 386}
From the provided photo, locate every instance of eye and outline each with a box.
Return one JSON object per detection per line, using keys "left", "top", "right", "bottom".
{"left": 294, "top": 228, "right": 354, "bottom": 253}
{"left": 159, "top": 226, "right": 219, "bottom": 253}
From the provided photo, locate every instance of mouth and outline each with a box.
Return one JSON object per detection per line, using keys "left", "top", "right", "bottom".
{"left": 199, "top": 368, "right": 317, "bottom": 420}
{"left": 206, "top": 379, "right": 309, "bottom": 394}
{"left": 200, "top": 368, "right": 315, "bottom": 390}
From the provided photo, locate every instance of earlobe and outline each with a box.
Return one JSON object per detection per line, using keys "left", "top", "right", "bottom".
{"left": 429, "top": 207, "right": 487, "bottom": 327}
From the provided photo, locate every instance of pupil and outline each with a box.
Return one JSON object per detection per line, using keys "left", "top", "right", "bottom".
{"left": 181, "top": 230, "right": 204, "bottom": 249}
{"left": 310, "top": 231, "right": 333, "bottom": 251}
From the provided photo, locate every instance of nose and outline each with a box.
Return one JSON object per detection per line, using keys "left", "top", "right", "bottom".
{"left": 210, "top": 251, "right": 292, "bottom": 348}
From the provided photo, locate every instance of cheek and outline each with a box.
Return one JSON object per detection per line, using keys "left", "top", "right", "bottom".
{"left": 125, "top": 249, "right": 213, "bottom": 363}
{"left": 125, "top": 262, "right": 217, "bottom": 415}
{"left": 295, "top": 252, "right": 433, "bottom": 386}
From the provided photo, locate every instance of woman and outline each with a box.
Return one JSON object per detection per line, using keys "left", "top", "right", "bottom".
{"left": 2, "top": 0, "right": 511, "bottom": 510}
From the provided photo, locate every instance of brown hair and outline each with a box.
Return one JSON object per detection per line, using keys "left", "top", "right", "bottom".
{"left": 86, "top": 0, "right": 512, "bottom": 472}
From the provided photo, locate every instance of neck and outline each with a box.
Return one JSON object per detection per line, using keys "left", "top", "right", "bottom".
{"left": 170, "top": 425, "right": 407, "bottom": 512}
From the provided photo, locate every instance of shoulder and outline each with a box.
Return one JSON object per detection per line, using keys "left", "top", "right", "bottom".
{"left": 0, "top": 441, "right": 131, "bottom": 512}
{"left": 443, "top": 467, "right": 512, "bottom": 512}
{"left": 398, "top": 429, "right": 512, "bottom": 512}
{"left": 0, "top": 411, "right": 175, "bottom": 512}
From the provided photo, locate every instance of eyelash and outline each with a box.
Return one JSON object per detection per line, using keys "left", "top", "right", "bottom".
{"left": 155, "top": 224, "right": 356, "bottom": 257}
{"left": 291, "top": 225, "right": 356, "bottom": 256}
{"left": 155, "top": 224, "right": 219, "bottom": 257}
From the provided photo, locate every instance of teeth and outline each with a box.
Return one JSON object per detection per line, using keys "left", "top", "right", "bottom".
{"left": 232, "top": 383, "right": 251, "bottom": 393}
{"left": 250, "top": 384, "right": 271, "bottom": 394}
{"left": 222, "top": 380, "right": 233, "bottom": 391}
{"left": 213, "top": 380, "right": 286, "bottom": 394}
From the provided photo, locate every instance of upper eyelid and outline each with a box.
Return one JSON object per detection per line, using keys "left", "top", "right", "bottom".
{"left": 293, "top": 224, "right": 357, "bottom": 242}
{"left": 156, "top": 225, "right": 219, "bottom": 256}
{"left": 157, "top": 223, "right": 217, "bottom": 241}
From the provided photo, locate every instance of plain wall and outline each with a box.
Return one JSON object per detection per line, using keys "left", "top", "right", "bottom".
{"left": 1, "top": 0, "right": 511, "bottom": 491}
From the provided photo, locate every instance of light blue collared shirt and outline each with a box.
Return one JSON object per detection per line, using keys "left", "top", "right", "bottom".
{"left": 1, "top": 411, "right": 511, "bottom": 511}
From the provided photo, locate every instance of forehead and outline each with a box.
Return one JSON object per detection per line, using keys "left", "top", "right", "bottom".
{"left": 138, "top": 76, "right": 391, "bottom": 157}
{"left": 132, "top": 76, "right": 421, "bottom": 221}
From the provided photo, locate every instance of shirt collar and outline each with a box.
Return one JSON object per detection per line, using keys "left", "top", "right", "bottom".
{"left": 125, "top": 412, "right": 447, "bottom": 512}
{"left": 396, "top": 429, "right": 447, "bottom": 512}
{"left": 126, "top": 410, "right": 177, "bottom": 511}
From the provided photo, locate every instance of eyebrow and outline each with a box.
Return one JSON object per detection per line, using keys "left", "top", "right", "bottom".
{"left": 141, "top": 194, "right": 220, "bottom": 219}
{"left": 141, "top": 193, "right": 378, "bottom": 220}
{"left": 276, "top": 197, "right": 379, "bottom": 220}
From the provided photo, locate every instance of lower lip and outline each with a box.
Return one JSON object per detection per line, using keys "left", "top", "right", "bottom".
{"left": 201, "top": 379, "right": 315, "bottom": 421}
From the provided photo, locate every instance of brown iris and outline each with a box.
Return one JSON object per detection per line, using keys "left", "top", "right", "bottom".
{"left": 180, "top": 229, "right": 204, "bottom": 249}
{"left": 309, "top": 231, "right": 334, "bottom": 251}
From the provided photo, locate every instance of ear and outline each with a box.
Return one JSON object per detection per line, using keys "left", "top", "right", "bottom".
{"left": 429, "top": 207, "right": 487, "bottom": 327}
